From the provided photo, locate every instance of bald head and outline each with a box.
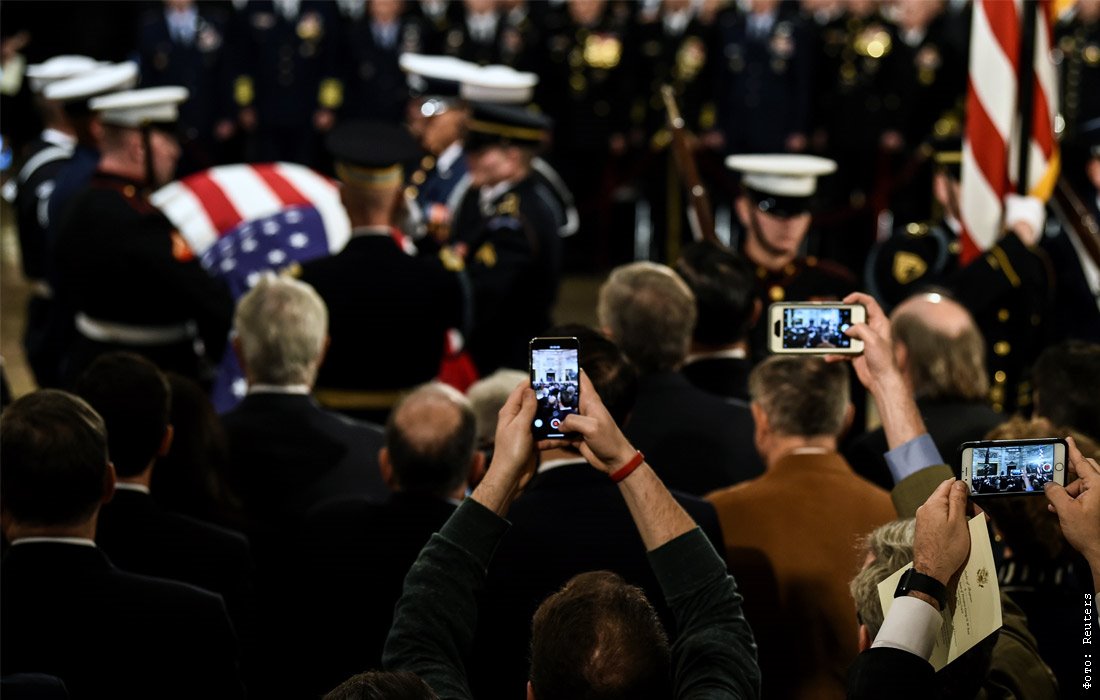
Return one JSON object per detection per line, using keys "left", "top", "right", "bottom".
{"left": 891, "top": 293, "right": 988, "bottom": 401}
{"left": 384, "top": 383, "right": 477, "bottom": 497}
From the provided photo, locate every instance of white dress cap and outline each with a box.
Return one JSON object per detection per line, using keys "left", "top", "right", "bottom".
{"left": 724, "top": 154, "right": 838, "bottom": 197}
{"left": 25, "top": 55, "right": 103, "bottom": 94}
{"left": 399, "top": 53, "right": 480, "bottom": 90}
{"left": 42, "top": 61, "right": 139, "bottom": 103}
{"left": 460, "top": 65, "right": 538, "bottom": 104}
{"left": 89, "top": 86, "right": 190, "bottom": 127}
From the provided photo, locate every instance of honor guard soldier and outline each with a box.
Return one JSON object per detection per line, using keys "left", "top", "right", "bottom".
{"left": 449, "top": 102, "right": 561, "bottom": 374}
{"left": 137, "top": 0, "right": 236, "bottom": 175}
{"left": 713, "top": 0, "right": 813, "bottom": 155}
{"left": 2, "top": 55, "right": 100, "bottom": 387}
{"left": 866, "top": 134, "right": 1052, "bottom": 412}
{"left": 52, "top": 87, "right": 234, "bottom": 387}
{"left": 230, "top": 0, "right": 343, "bottom": 167}
{"left": 1056, "top": 1, "right": 1100, "bottom": 176}
{"left": 439, "top": 0, "right": 514, "bottom": 66}
{"left": 341, "top": 0, "right": 425, "bottom": 124}
{"left": 725, "top": 154, "right": 856, "bottom": 360}
{"left": 298, "top": 121, "right": 466, "bottom": 423}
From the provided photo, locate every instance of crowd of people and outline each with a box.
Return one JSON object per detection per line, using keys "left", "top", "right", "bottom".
{"left": 2, "top": 0, "right": 1100, "bottom": 699}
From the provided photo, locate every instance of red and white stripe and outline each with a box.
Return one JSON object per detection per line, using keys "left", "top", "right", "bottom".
{"left": 960, "top": 0, "right": 1059, "bottom": 265}
{"left": 150, "top": 162, "right": 351, "bottom": 255}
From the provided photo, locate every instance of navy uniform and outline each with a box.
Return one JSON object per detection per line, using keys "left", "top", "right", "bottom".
{"left": 409, "top": 0, "right": 465, "bottom": 55}
{"left": 439, "top": 5, "right": 509, "bottom": 66}
{"left": 714, "top": 3, "right": 812, "bottom": 154}
{"left": 297, "top": 121, "right": 465, "bottom": 422}
{"left": 137, "top": 4, "right": 234, "bottom": 175}
{"left": 52, "top": 87, "right": 233, "bottom": 387}
{"left": 230, "top": 0, "right": 343, "bottom": 166}
{"left": 450, "top": 103, "right": 562, "bottom": 374}
{"left": 1056, "top": 7, "right": 1100, "bottom": 178}
{"left": 2, "top": 56, "right": 99, "bottom": 388}
{"left": 342, "top": 11, "right": 425, "bottom": 123}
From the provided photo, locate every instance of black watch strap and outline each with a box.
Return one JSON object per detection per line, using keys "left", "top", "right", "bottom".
{"left": 894, "top": 568, "right": 947, "bottom": 609}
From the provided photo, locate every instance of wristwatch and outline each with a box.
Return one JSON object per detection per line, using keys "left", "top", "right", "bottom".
{"left": 894, "top": 568, "right": 948, "bottom": 610}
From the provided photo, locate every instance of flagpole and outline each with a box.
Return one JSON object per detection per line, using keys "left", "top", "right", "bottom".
{"left": 1015, "top": 0, "right": 1038, "bottom": 195}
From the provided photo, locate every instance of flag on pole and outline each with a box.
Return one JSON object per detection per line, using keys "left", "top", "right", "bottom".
{"left": 960, "top": 0, "right": 1060, "bottom": 265}
{"left": 151, "top": 162, "right": 351, "bottom": 410}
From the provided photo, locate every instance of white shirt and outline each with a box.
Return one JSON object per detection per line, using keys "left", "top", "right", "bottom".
{"left": 871, "top": 594, "right": 943, "bottom": 659}
{"left": 42, "top": 128, "right": 76, "bottom": 149}
{"left": 10, "top": 536, "right": 96, "bottom": 548}
{"left": 537, "top": 457, "right": 587, "bottom": 474}
{"left": 437, "top": 141, "right": 464, "bottom": 176}
{"left": 683, "top": 348, "right": 748, "bottom": 365}
{"left": 248, "top": 383, "right": 311, "bottom": 395}
{"left": 114, "top": 482, "right": 151, "bottom": 495}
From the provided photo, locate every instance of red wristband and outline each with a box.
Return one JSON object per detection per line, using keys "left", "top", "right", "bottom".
{"left": 610, "top": 451, "right": 645, "bottom": 483}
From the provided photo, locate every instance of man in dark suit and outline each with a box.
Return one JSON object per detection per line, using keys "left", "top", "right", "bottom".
{"left": 844, "top": 293, "right": 1002, "bottom": 489}
{"left": 294, "top": 382, "right": 482, "bottom": 696}
{"left": 0, "top": 390, "right": 244, "bottom": 699}
{"left": 470, "top": 326, "right": 726, "bottom": 698}
{"left": 74, "top": 352, "right": 253, "bottom": 638}
{"left": 674, "top": 241, "right": 759, "bottom": 402}
{"left": 600, "top": 261, "right": 763, "bottom": 495}
{"left": 298, "top": 120, "right": 465, "bottom": 421}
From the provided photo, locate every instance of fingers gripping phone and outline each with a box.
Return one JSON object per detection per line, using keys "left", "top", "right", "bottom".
{"left": 767, "top": 302, "right": 866, "bottom": 354}
{"left": 959, "top": 438, "right": 1068, "bottom": 497}
{"left": 529, "top": 337, "right": 580, "bottom": 440}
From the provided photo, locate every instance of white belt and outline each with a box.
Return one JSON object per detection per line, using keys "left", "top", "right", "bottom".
{"left": 75, "top": 313, "right": 197, "bottom": 346}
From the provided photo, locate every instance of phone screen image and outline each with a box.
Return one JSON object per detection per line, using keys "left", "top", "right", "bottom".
{"left": 970, "top": 443, "right": 1056, "bottom": 495}
{"left": 531, "top": 344, "right": 579, "bottom": 439}
{"left": 782, "top": 307, "right": 853, "bottom": 350}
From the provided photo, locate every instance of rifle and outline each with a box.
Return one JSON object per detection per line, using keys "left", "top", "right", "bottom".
{"left": 661, "top": 85, "right": 717, "bottom": 245}
{"left": 1050, "top": 176, "right": 1100, "bottom": 271}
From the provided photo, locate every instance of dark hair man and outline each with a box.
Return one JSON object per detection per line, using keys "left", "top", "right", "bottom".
{"left": 296, "top": 383, "right": 483, "bottom": 695}
{"left": 1031, "top": 340, "right": 1100, "bottom": 441}
{"left": 385, "top": 376, "right": 760, "bottom": 699}
{"left": 1, "top": 390, "right": 244, "bottom": 698}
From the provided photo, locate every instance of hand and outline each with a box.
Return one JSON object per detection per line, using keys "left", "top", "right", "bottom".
{"left": 1045, "top": 436, "right": 1100, "bottom": 564}
{"left": 913, "top": 478, "right": 972, "bottom": 586}
{"left": 472, "top": 381, "right": 538, "bottom": 514}
{"left": 557, "top": 371, "right": 636, "bottom": 475}
{"left": 826, "top": 292, "right": 900, "bottom": 395}
{"left": 313, "top": 109, "right": 336, "bottom": 132}
{"left": 1003, "top": 193, "right": 1045, "bottom": 247}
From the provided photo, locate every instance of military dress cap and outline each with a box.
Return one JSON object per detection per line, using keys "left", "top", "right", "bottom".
{"left": 25, "top": 55, "right": 103, "bottom": 94}
{"left": 460, "top": 65, "right": 538, "bottom": 104}
{"left": 930, "top": 113, "right": 963, "bottom": 178}
{"left": 725, "top": 154, "right": 837, "bottom": 216}
{"left": 465, "top": 102, "right": 552, "bottom": 151}
{"left": 43, "top": 61, "right": 139, "bottom": 104}
{"left": 89, "top": 86, "right": 189, "bottom": 128}
{"left": 864, "top": 221, "right": 954, "bottom": 312}
{"left": 400, "top": 53, "right": 478, "bottom": 100}
{"left": 326, "top": 120, "right": 423, "bottom": 188}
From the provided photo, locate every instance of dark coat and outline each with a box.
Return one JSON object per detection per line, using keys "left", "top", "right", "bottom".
{"left": 1, "top": 542, "right": 244, "bottom": 699}
{"left": 680, "top": 355, "right": 753, "bottom": 402}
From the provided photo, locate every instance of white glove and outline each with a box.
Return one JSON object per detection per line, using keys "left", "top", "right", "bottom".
{"left": 1003, "top": 194, "right": 1045, "bottom": 247}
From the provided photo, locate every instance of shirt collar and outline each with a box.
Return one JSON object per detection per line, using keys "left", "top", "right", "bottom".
{"left": 11, "top": 536, "right": 96, "bottom": 548}
{"left": 350, "top": 225, "right": 396, "bottom": 240}
{"left": 248, "top": 383, "right": 311, "bottom": 395}
{"left": 114, "top": 482, "right": 151, "bottom": 495}
{"left": 537, "top": 456, "right": 588, "bottom": 474}
{"left": 684, "top": 348, "right": 748, "bottom": 364}
{"left": 437, "top": 141, "right": 464, "bottom": 174}
{"left": 41, "top": 128, "right": 76, "bottom": 149}
{"left": 479, "top": 180, "right": 516, "bottom": 212}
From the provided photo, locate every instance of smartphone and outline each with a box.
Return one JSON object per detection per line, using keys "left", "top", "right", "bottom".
{"left": 959, "top": 438, "right": 1068, "bottom": 497}
{"left": 529, "top": 336, "right": 580, "bottom": 440}
{"left": 767, "top": 302, "right": 866, "bottom": 354}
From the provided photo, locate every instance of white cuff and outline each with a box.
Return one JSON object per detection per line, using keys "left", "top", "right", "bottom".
{"left": 872, "top": 594, "right": 943, "bottom": 660}
{"left": 1003, "top": 194, "right": 1045, "bottom": 246}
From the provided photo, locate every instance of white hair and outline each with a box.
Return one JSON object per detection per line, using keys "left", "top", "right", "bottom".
{"left": 233, "top": 274, "right": 328, "bottom": 387}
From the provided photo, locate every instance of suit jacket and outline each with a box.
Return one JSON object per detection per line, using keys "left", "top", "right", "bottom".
{"left": 470, "top": 460, "right": 725, "bottom": 698}
{"left": 221, "top": 391, "right": 388, "bottom": 546}
{"left": 95, "top": 488, "right": 252, "bottom": 630}
{"left": 292, "top": 492, "right": 458, "bottom": 696}
{"left": 624, "top": 371, "right": 764, "bottom": 496}
{"left": 1, "top": 542, "right": 243, "bottom": 699}
{"left": 707, "top": 451, "right": 896, "bottom": 700}
{"left": 844, "top": 397, "right": 1003, "bottom": 490}
{"left": 680, "top": 355, "right": 753, "bottom": 402}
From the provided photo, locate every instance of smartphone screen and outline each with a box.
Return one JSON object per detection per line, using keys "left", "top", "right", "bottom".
{"left": 782, "top": 306, "right": 853, "bottom": 349}
{"left": 961, "top": 439, "right": 1067, "bottom": 496}
{"left": 529, "top": 337, "right": 580, "bottom": 440}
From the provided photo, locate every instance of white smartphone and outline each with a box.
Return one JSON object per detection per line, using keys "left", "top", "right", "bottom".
{"left": 767, "top": 302, "right": 866, "bottom": 354}
{"left": 959, "top": 438, "right": 1068, "bottom": 497}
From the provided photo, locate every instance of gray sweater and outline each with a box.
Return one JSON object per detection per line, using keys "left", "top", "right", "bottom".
{"left": 383, "top": 497, "right": 760, "bottom": 699}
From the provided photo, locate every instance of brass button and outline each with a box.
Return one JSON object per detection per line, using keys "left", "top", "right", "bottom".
{"left": 123, "top": 185, "right": 136, "bottom": 198}
{"left": 994, "top": 341, "right": 1011, "bottom": 356}
{"left": 769, "top": 285, "right": 785, "bottom": 302}
{"left": 997, "top": 308, "right": 1009, "bottom": 322}
{"left": 994, "top": 370, "right": 1007, "bottom": 383}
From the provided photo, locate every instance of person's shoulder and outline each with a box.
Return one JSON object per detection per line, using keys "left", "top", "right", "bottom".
{"left": 164, "top": 509, "right": 250, "bottom": 554}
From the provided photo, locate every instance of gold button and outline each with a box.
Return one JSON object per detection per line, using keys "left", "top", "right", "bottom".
{"left": 992, "top": 403, "right": 1003, "bottom": 412}
{"left": 994, "top": 341, "right": 1011, "bottom": 356}
{"left": 948, "top": 241, "right": 961, "bottom": 254}
{"left": 411, "top": 171, "right": 427, "bottom": 185}
{"left": 784, "top": 264, "right": 796, "bottom": 275}
{"left": 123, "top": 185, "right": 136, "bottom": 198}
{"left": 405, "top": 186, "right": 418, "bottom": 199}
{"left": 769, "top": 285, "right": 785, "bottom": 302}
{"left": 997, "top": 308, "right": 1009, "bottom": 322}
{"left": 994, "top": 370, "right": 1007, "bottom": 383}
{"left": 421, "top": 155, "right": 436, "bottom": 169}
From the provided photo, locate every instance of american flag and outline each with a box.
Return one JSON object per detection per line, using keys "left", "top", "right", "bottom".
{"left": 960, "top": 0, "right": 1060, "bottom": 265}
{"left": 151, "top": 162, "right": 351, "bottom": 410}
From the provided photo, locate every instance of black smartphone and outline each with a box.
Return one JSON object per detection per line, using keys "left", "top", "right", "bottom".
{"left": 529, "top": 336, "right": 580, "bottom": 440}
{"left": 959, "top": 438, "right": 1068, "bottom": 497}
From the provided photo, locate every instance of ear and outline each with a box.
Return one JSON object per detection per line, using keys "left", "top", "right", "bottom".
{"left": 158, "top": 424, "right": 175, "bottom": 458}
{"left": 103, "top": 462, "right": 118, "bottom": 504}
{"left": 893, "top": 339, "right": 909, "bottom": 377}
{"left": 735, "top": 195, "right": 752, "bottom": 226}
{"left": 232, "top": 336, "right": 248, "bottom": 378}
{"left": 840, "top": 403, "right": 855, "bottom": 439}
{"left": 749, "top": 297, "right": 763, "bottom": 329}
{"left": 858, "top": 623, "right": 872, "bottom": 652}
{"left": 379, "top": 448, "right": 397, "bottom": 490}
{"left": 750, "top": 401, "right": 769, "bottom": 449}
{"left": 526, "top": 681, "right": 536, "bottom": 700}
{"left": 468, "top": 449, "right": 487, "bottom": 490}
